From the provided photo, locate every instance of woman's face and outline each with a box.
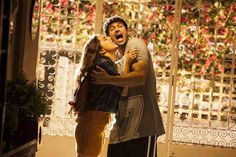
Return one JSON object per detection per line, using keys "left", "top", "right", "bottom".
{"left": 97, "top": 35, "right": 118, "bottom": 52}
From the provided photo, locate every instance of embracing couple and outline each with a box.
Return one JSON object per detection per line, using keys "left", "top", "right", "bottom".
{"left": 70, "top": 16, "right": 165, "bottom": 157}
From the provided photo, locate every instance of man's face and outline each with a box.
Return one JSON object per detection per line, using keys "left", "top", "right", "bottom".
{"left": 108, "top": 21, "right": 128, "bottom": 46}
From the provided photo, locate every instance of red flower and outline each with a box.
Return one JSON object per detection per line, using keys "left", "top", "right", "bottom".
{"left": 46, "top": 3, "right": 53, "bottom": 10}
{"left": 219, "top": 28, "right": 227, "bottom": 35}
{"left": 142, "top": 38, "right": 148, "bottom": 44}
{"left": 163, "top": 5, "right": 174, "bottom": 11}
{"left": 217, "top": 64, "right": 224, "bottom": 73}
{"left": 150, "top": 33, "right": 156, "bottom": 40}
{"left": 233, "top": 16, "right": 236, "bottom": 21}
{"left": 167, "top": 16, "right": 174, "bottom": 23}
{"left": 218, "top": 20, "right": 224, "bottom": 27}
{"left": 181, "top": 17, "right": 188, "bottom": 23}
{"left": 85, "top": 4, "right": 90, "bottom": 8}
{"left": 163, "top": 5, "right": 170, "bottom": 11}
{"left": 60, "top": 0, "right": 68, "bottom": 6}
{"left": 91, "top": 6, "right": 96, "bottom": 12}
{"left": 205, "top": 15, "right": 211, "bottom": 23}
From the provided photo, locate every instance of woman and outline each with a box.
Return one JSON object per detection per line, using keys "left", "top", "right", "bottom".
{"left": 70, "top": 34, "right": 137, "bottom": 157}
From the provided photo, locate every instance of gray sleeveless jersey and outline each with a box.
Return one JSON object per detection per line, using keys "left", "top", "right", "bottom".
{"left": 110, "top": 38, "right": 165, "bottom": 144}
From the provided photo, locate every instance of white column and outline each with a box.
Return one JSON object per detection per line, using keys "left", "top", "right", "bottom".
{"left": 95, "top": 0, "right": 104, "bottom": 34}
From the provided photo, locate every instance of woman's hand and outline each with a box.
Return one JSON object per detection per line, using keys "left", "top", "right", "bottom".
{"left": 124, "top": 49, "right": 138, "bottom": 65}
{"left": 91, "top": 66, "right": 110, "bottom": 84}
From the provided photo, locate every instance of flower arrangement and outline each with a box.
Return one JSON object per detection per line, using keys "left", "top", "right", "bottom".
{"left": 40, "top": 0, "right": 96, "bottom": 47}
{"left": 178, "top": 1, "right": 236, "bottom": 76}
{"left": 104, "top": 0, "right": 236, "bottom": 76}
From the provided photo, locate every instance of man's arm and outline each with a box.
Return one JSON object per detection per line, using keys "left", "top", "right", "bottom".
{"left": 91, "top": 59, "right": 148, "bottom": 87}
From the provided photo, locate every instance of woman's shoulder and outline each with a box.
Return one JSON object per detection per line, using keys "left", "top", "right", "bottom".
{"left": 97, "top": 55, "right": 114, "bottom": 65}
{"left": 97, "top": 56, "right": 115, "bottom": 67}
{"left": 97, "top": 56, "right": 118, "bottom": 75}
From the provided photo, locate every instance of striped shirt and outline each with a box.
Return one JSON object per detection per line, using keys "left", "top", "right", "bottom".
{"left": 87, "top": 55, "right": 123, "bottom": 113}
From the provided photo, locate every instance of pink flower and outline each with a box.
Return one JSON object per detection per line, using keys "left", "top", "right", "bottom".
{"left": 217, "top": 45, "right": 223, "bottom": 51}
{"left": 150, "top": 33, "right": 156, "bottom": 40}
{"left": 163, "top": 5, "right": 170, "bottom": 11}
{"left": 204, "top": 59, "right": 211, "bottom": 69}
{"left": 142, "top": 38, "right": 148, "bottom": 44}
{"left": 233, "top": 16, "right": 236, "bottom": 21}
{"left": 167, "top": 38, "right": 171, "bottom": 44}
{"left": 46, "top": 3, "right": 53, "bottom": 10}
{"left": 41, "top": 25, "right": 48, "bottom": 31}
{"left": 181, "top": 17, "right": 188, "bottom": 23}
{"left": 85, "top": 4, "right": 90, "bottom": 8}
{"left": 200, "top": 67, "right": 206, "bottom": 75}
{"left": 217, "top": 64, "right": 224, "bottom": 73}
{"left": 41, "top": 15, "right": 49, "bottom": 22}
{"left": 202, "top": 28, "right": 208, "bottom": 34}
{"left": 193, "top": 50, "right": 198, "bottom": 57}
{"left": 218, "top": 20, "right": 224, "bottom": 27}
{"left": 162, "top": 24, "right": 168, "bottom": 30}
{"left": 204, "top": 55, "right": 216, "bottom": 70}
{"left": 164, "top": 5, "right": 174, "bottom": 12}
{"left": 205, "top": 15, "right": 211, "bottom": 23}
{"left": 167, "top": 16, "right": 174, "bottom": 23}
{"left": 60, "top": 0, "right": 68, "bottom": 6}
{"left": 219, "top": 28, "right": 227, "bottom": 35}
{"left": 148, "top": 13, "right": 156, "bottom": 20}
{"left": 91, "top": 6, "right": 96, "bottom": 12}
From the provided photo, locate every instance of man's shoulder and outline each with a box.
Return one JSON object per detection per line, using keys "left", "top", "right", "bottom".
{"left": 127, "top": 37, "right": 146, "bottom": 45}
{"left": 126, "top": 37, "right": 147, "bottom": 51}
{"left": 126, "top": 37, "right": 148, "bottom": 58}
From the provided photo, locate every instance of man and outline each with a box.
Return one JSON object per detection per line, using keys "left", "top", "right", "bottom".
{"left": 92, "top": 16, "right": 165, "bottom": 157}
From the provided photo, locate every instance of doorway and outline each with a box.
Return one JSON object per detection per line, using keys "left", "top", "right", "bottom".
{"left": 36, "top": 0, "right": 236, "bottom": 156}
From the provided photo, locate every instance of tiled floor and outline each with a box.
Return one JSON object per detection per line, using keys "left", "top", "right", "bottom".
{"left": 36, "top": 135, "right": 109, "bottom": 157}
{"left": 36, "top": 135, "right": 76, "bottom": 157}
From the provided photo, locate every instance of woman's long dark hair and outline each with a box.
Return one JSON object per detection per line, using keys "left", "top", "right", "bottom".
{"left": 77, "top": 36, "right": 102, "bottom": 84}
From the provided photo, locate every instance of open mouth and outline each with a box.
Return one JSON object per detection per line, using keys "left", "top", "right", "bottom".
{"left": 115, "top": 34, "right": 123, "bottom": 40}
{"left": 114, "top": 34, "right": 125, "bottom": 44}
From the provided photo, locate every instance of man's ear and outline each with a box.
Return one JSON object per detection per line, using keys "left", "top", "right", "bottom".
{"left": 128, "top": 29, "right": 137, "bottom": 36}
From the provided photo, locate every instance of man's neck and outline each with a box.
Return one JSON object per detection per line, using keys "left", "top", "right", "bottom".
{"left": 118, "top": 43, "right": 127, "bottom": 56}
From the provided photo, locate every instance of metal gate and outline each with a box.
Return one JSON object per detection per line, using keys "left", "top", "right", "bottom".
{"left": 36, "top": 0, "right": 236, "bottom": 156}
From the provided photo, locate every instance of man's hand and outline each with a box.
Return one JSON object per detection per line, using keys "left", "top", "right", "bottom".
{"left": 91, "top": 66, "right": 110, "bottom": 84}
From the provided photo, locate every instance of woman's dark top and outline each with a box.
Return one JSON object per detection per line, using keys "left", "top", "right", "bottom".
{"left": 87, "top": 55, "right": 123, "bottom": 113}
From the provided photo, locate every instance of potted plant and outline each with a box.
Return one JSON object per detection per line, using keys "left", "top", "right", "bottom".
{"left": 3, "top": 71, "right": 48, "bottom": 153}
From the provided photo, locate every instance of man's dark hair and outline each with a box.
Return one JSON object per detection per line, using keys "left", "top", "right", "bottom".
{"left": 103, "top": 15, "right": 128, "bottom": 36}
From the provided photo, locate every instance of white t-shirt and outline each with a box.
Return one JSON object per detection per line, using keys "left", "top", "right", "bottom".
{"left": 110, "top": 38, "right": 165, "bottom": 143}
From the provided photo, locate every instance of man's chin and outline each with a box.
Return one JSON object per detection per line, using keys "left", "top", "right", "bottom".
{"left": 116, "top": 40, "right": 126, "bottom": 46}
